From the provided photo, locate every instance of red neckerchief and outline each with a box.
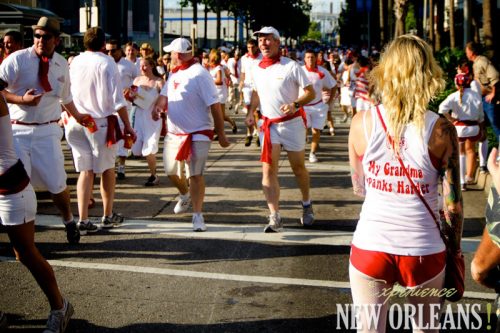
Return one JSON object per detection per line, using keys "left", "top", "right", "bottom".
{"left": 173, "top": 130, "right": 215, "bottom": 161}
{"left": 260, "top": 109, "right": 307, "bottom": 164}
{"left": 38, "top": 55, "right": 52, "bottom": 92}
{"left": 247, "top": 52, "right": 260, "bottom": 60}
{"left": 171, "top": 58, "right": 197, "bottom": 73}
{"left": 317, "top": 58, "right": 325, "bottom": 66}
{"left": 305, "top": 65, "right": 325, "bottom": 79}
{"left": 356, "top": 66, "right": 369, "bottom": 77}
{"left": 259, "top": 55, "right": 280, "bottom": 69}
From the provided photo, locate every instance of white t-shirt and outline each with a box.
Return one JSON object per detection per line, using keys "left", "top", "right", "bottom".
{"left": 301, "top": 65, "right": 336, "bottom": 105}
{"left": 116, "top": 57, "right": 138, "bottom": 89}
{"left": 240, "top": 53, "right": 262, "bottom": 87}
{"left": 160, "top": 62, "right": 219, "bottom": 141}
{"left": 438, "top": 88, "right": 484, "bottom": 122}
{"left": 69, "top": 51, "right": 128, "bottom": 118}
{"left": 226, "top": 57, "right": 241, "bottom": 85}
{"left": 251, "top": 56, "right": 311, "bottom": 119}
{"left": 209, "top": 64, "right": 228, "bottom": 103}
{"left": 0, "top": 46, "right": 73, "bottom": 123}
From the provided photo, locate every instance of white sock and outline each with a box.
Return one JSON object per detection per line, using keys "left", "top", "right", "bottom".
{"left": 479, "top": 139, "right": 488, "bottom": 167}
{"left": 459, "top": 154, "right": 466, "bottom": 184}
{"left": 302, "top": 200, "right": 311, "bottom": 207}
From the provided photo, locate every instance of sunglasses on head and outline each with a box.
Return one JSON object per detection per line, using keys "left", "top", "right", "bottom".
{"left": 34, "top": 33, "right": 54, "bottom": 41}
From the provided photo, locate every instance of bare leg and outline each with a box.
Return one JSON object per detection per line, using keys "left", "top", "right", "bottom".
{"left": 262, "top": 144, "right": 282, "bottom": 214}
{"left": 287, "top": 150, "right": 311, "bottom": 202}
{"left": 464, "top": 139, "right": 477, "bottom": 180}
{"left": 168, "top": 174, "right": 189, "bottom": 195}
{"left": 100, "top": 168, "right": 115, "bottom": 217}
{"left": 146, "top": 154, "right": 157, "bottom": 176}
{"left": 189, "top": 175, "right": 205, "bottom": 213}
{"left": 76, "top": 170, "right": 94, "bottom": 221}
{"left": 311, "top": 128, "right": 321, "bottom": 154}
{"left": 7, "top": 221, "right": 63, "bottom": 310}
{"left": 51, "top": 188, "right": 73, "bottom": 222}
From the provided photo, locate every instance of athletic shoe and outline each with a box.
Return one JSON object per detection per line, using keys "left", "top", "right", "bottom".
{"left": 329, "top": 127, "right": 335, "bottom": 136}
{"left": 244, "top": 136, "right": 252, "bottom": 147}
{"left": 264, "top": 213, "right": 283, "bottom": 233}
{"left": 255, "top": 136, "right": 261, "bottom": 147}
{"left": 117, "top": 165, "right": 125, "bottom": 180}
{"left": 192, "top": 214, "right": 207, "bottom": 232}
{"left": 341, "top": 114, "right": 348, "bottom": 123}
{"left": 480, "top": 166, "right": 488, "bottom": 174}
{"left": 43, "top": 298, "right": 73, "bottom": 333}
{"left": 461, "top": 184, "right": 467, "bottom": 192}
{"left": 300, "top": 203, "right": 314, "bottom": 227}
{"left": 0, "top": 311, "right": 8, "bottom": 331}
{"left": 232, "top": 125, "right": 238, "bottom": 134}
{"left": 65, "top": 221, "right": 80, "bottom": 245}
{"left": 174, "top": 194, "right": 191, "bottom": 214}
{"left": 77, "top": 221, "right": 99, "bottom": 236}
{"left": 309, "top": 153, "right": 318, "bottom": 163}
{"left": 101, "top": 212, "right": 124, "bottom": 228}
{"left": 144, "top": 174, "right": 160, "bottom": 186}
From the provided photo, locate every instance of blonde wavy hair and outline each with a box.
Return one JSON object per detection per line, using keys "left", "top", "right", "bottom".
{"left": 370, "top": 34, "right": 445, "bottom": 154}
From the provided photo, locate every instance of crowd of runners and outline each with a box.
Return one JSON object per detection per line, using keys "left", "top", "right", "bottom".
{"left": 1, "top": 14, "right": 500, "bottom": 333}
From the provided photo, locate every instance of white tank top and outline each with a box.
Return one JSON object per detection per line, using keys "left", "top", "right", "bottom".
{"left": 352, "top": 105, "right": 445, "bottom": 256}
{"left": 0, "top": 112, "right": 18, "bottom": 174}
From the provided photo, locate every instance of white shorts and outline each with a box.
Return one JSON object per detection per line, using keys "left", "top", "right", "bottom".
{"left": 242, "top": 86, "right": 253, "bottom": 106}
{"left": 12, "top": 123, "right": 67, "bottom": 194}
{"left": 356, "top": 98, "right": 372, "bottom": 112}
{"left": 163, "top": 135, "right": 211, "bottom": 178}
{"left": 304, "top": 103, "right": 328, "bottom": 129}
{"left": 132, "top": 106, "right": 162, "bottom": 156}
{"left": 0, "top": 184, "right": 37, "bottom": 226}
{"left": 216, "top": 86, "right": 228, "bottom": 104}
{"left": 455, "top": 123, "right": 480, "bottom": 141}
{"left": 258, "top": 116, "right": 306, "bottom": 152}
{"left": 340, "top": 86, "right": 354, "bottom": 107}
{"left": 65, "top": 117, "right": 118, "bottom": 173}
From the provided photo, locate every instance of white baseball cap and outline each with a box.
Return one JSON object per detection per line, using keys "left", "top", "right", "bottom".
{"left": 253, "top": 26, "right": 280, "bottom": 39}
{"left": 163, "top": 38, "right": 192, "bottom": 53}
{"left": 219, "top": 46, "right": 230, "bottom": 53}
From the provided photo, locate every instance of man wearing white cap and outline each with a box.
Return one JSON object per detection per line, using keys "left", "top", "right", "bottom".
{"left": 0, "top": 16, "right": 88, "bottom": 244}
{"left": 246, "top": 26, "right": 316, "bottom": 232}
{"left": 153, "top": 38, "right": 230, "bottom": 232}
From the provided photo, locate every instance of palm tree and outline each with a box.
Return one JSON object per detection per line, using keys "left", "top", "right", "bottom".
{"left": 394, "top": 0, "right": 408, "bottom": 36}
{"left": 449, "top": 0, "right": 455, "bottom": 49}
{"left": 482, "top": 0, "right": 494, "bottom": 58}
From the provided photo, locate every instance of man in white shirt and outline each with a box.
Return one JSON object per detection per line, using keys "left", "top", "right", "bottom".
{"left": 67, "top": 27, "right": 136, "bottom": 234}
{"left": 301, "top": 49, "right": 337, "bottom": 163}
{"left": 246, "top": 27, "right": 316, "bottom": 232}
{"left": 226, "top": 49, "right": 241, "bottom": 113}
{"left": 239, "top": 39, "right": 262, "bottom": 147}
{"left": 0, "top": 16, "right": 88, "bottom": 244}
{"left": 106, "top": 39, "right": 138, "bottom": 180}
{"left": 153, "top": 38, "right": 229, "bottom": 232}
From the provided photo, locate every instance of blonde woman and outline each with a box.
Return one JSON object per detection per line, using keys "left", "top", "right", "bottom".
{"left": 348, "top": 35, "right": 463, "bottom": 332}
{"left": 129, "top": 57, "right": 164, "bottom": 186}
{"left": 208, "top": 49, "right": 237, "bottom": 134}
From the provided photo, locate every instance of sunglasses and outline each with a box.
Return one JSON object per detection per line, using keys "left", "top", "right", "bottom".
{"left": 34, "top": 33, "right": 54, "bottom": 41}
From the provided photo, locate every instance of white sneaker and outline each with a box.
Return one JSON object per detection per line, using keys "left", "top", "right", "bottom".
{"left": 43, "top": 298, "right": 73, "bottom": 333}
{"left": 309, "top": 153, "right": 318, "bottom": 163}
{"left": 264, "top": 213, "right": 283, "bottom": 233}
{"left": 329, "top": 127, "right": 335, "bottom": 136}
{"left": 174, "top": 194, "right": 191, "bottom": 214}
{"left": 192, "top": 214, "right": 207, "bottom": 232}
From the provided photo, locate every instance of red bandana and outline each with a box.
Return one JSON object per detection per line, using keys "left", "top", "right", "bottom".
{"left": 38, "top": 55, "right": 52, "bottom": 92}
{"left": 171, "top": 58, "right": 197, "bottom": 73}
{"left": 259, "top": 56, "right": 280, "bottom": 69}
{"left": 305, "top": 65, "right": 325, "bottom": 79}
{"left": 248, "top": 52, "right": 260, "bottom": 60}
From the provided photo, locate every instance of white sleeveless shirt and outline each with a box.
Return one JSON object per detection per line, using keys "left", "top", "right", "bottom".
{"left": 352, "top": 105, "right": 445, "bottom": 256}
{"left": 0, "top": 112, "right": 18, "bottom": 174}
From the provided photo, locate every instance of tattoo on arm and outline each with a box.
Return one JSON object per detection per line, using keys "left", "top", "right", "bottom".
{"left": 440, "top": 120, "right": 464, "bottom": 247}
{"left": 351, "top": 167, "right": 366, "bottom": 197}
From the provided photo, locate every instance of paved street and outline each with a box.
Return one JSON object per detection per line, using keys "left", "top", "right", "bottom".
{"left": 0, "top": 108, "right": 497, "bottom": 332}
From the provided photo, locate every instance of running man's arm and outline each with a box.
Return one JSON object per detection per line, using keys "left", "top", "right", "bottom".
{"left": 246, "top": 90, "right": 260, "bottom": 126}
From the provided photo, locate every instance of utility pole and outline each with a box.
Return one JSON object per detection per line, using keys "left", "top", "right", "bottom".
{"left": 159, "top": 0, "right": 164, "bottom": 56}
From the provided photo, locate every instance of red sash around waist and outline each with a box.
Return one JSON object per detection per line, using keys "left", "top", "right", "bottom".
{"left": 172, "top": 129, "right": 215, "bottom": 161}
{"left": 260, "top": 108, "right": 307, "bottom": 164}
{"left": 453, "top": 120, "right": 479, "bottom": 126}
{"left": 0, "top": 159, "right": 30, "bottom": 195}
{"left": 106, "top": 115, "right": 124, "bottom": 147}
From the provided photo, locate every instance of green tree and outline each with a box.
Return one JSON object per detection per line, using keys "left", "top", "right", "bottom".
{"left": 303, "top": 21, "right": 322, "bottom": 41}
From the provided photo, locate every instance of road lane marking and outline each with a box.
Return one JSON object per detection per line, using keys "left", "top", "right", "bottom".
{"left": 0, "top": 256, "right": 494, "bottom": 300}
{"left": 34, "top": 214, "right": 481, "bottom": 251}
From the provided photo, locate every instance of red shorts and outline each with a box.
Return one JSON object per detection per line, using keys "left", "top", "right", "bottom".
{"left": 350, "top": 244, "right": 446, "bottom": 287}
